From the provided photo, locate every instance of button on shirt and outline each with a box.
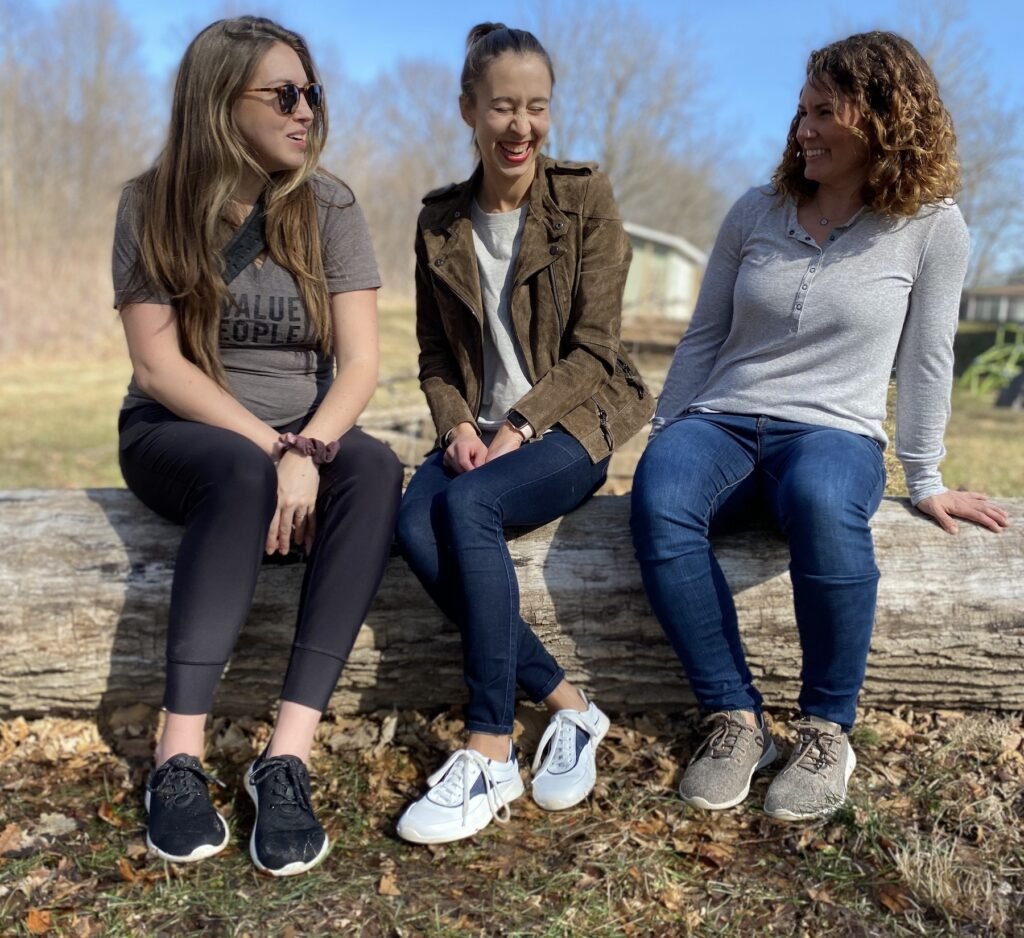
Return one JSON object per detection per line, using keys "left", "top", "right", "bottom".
{"left": 654, "top": 186, "right": 970, "bottom": 504}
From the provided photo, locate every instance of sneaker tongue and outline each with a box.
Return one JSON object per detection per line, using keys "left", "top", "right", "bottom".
{"left": 796, "top": 727, "right": 840, "bottom": 772}
{"left": 430, "top": 759, "right": 480, "bottom": 806}
{"left": 157, "top": 763, "right": 206, "bottom": 806}
{"left": 549, "top": 721, "right": 583, "bottom": 771}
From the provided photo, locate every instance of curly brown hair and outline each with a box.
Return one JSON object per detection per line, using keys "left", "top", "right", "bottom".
{"left": 771, "top": 31, "right": 960, "bottom": 217}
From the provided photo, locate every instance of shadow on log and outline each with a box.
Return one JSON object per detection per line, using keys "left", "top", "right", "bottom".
{"left": 0, "top": 489, "right": 1021, "bottom": 718}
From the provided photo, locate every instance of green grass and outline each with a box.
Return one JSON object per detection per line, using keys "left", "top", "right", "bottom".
{"left": 0, "top": 352, "right": 129, "bottom": 489}
{"left": 941, "top": 388, "right": 1024, "bottom": 494}
{"left": 2, "top": 311, "right": 1023, "bottom": 495}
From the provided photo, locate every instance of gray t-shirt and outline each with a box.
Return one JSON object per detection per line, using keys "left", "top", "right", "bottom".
{"left": 654, "top": 186, "right": 970, "bottom": 504}
{"left": 112, "top": 173, "right": 381, "bottom": 426}
{"left": 471, "top": 200, "right": 534, "bottom": 431}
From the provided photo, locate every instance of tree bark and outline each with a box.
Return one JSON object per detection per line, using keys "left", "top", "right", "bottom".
{"left": 1, "top": 489, "right": 1021, "bottom": 717}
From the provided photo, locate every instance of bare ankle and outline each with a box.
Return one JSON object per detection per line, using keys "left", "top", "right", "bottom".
{"left": 467, "top": 733, "right": 512, "bottom": 763}
{"left": 543, "top": 679, "right": 588, "bottom": 714}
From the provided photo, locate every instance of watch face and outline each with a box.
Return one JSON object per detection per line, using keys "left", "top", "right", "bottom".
{"left": 507, "top": 410, "right": 529, "bottom": 430}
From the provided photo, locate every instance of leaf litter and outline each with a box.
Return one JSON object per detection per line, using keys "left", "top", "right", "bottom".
{"left": 0, "top": 703, "right": 1020, "bottom": 936}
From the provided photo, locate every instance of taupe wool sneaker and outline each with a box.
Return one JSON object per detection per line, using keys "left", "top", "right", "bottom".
{"left": 763, "top": 716, "right": 856, "bottom": 821}
{"left": 678, "top": 710, "right": 778, "bottom": 810}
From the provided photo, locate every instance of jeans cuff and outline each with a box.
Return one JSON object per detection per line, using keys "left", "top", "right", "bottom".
{"left": 464, "top": 718, "right": 515, "bottom": 736}
{"left": 527, "top": 667, "right": 566, "bottom": 705}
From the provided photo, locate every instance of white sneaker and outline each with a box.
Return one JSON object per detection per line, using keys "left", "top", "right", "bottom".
{"left": 396, "top": 748, "right": 525, "bottom": 844}
{"left": 531, "top": 696, "right": 610, "bottom": 810}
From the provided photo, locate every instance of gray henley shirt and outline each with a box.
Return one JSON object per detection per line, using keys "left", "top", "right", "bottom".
{"left": 653, "top": 186, "right": 970, "bottom": 505}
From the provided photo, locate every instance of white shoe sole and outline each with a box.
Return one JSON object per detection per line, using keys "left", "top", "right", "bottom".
{"left": 679, "top": 738, "right": 779, "bottom": 811}
{"left": 244, "top": 772, "right": 330, "bottom": 876}
{"left": 763, "top": 746, "right": 857, "bottom": 821}
{"left": 397, "top": 773, "right": 525, "bottom": 845}
{"left": 531, "top": 709, "right": 612, "bottom": 811}
{"left": 144, "top": 789, "right": 231, "bottom": 863}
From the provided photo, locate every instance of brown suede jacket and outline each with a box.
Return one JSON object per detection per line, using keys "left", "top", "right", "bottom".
{"left": 414, "top": 155, "right": 655, "bottom": 463}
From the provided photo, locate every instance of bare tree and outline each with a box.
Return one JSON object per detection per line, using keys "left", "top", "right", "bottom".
{"left": 0, "top": 0, "right": 155, "bottom": 356}
{"left": 325, "top": 60, "right": 471, "bottom": 297}
{"left": 531, "top": 0, "right": 731, "bottom": 249}
{"left": 899, "top": 2, "right": 1024, "bottom": 285}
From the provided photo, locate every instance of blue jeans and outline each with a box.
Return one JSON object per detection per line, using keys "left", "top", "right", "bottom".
{"left": 630, "top": 413, "right": 885, "bottom": 731}
{"left": 397, "top": 430, "right": 610, "bottom": 735}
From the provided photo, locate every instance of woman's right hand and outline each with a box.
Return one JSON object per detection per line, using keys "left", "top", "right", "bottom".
{"left": 266, "top": 451, "right": 321, "bottom": 555}
{"left": 444, "top": 423, "right": 488, "bottom": 475}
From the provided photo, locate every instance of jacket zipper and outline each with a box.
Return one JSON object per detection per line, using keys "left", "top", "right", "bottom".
{"left": 433, "top": 265, "right": 486, "bottom": 416}
{"left": 592, "top": 398, "right": 613, "bottom": 450}
{"left": 616, "top": 355, "right": 646, "bottom": 399}
{"left": 548, "top": 265, "right": 566, "bottom": 336}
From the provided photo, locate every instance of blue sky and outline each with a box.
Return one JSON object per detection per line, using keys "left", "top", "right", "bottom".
{"left": 102, "top": 0, "right": 1023, "bottom": 180}
{"left": 42, "top": 0, "right": 1024, "bottom": 181}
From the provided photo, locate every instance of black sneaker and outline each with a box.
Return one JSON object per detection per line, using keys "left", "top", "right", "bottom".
{"left": 145, "top": 754, "right": 230, "bottom": 862}
{"left": 245, "top": 753, "right": 329, "bottom": 876}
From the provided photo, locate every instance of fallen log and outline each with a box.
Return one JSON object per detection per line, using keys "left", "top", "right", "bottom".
{"left": 1, "top": 490, "right": 1021, "bottom": 717}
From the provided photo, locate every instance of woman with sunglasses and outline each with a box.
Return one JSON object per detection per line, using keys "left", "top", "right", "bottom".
{"left": 394, "top": 23, "right": 654, "bottom": 844}
{"left": 113, "top": 17, "right": 401, "bottom": 875}
{"left": 631, "top": 32, "right": 1009, "bottom": 822}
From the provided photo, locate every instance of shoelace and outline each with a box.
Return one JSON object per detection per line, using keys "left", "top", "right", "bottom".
{"left": 690, "top": 714, "right": 752, "bottom": 764}
{"left": 148, "top": 759, "right": 224, "bottom": 808}
{"left": 426, "top": 749, "right": 515, "bottom": 825}
{"left": 792, "top": 724, "right": 841, "bottom": 775}
{"left": 250, "top": 757, "right": 314, "bottom": 816}
{"left": 532, "top": 710, "right": 594, "bottom": 775}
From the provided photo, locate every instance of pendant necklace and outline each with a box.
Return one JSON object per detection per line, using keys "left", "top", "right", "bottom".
{"left": 814, "top": 194, "right": 830, "bottom": 227}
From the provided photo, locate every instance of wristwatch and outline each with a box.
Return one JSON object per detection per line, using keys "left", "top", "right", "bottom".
{"left": 505, "top": 409, "right": 533, "bottom": 442}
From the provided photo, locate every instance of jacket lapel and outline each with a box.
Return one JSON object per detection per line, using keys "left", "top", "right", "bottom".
{"left": 420, "top": 173, "right": 484, "bottom": 325}
{"left": 512, "top": 166, "right": 570, "bottom": 290}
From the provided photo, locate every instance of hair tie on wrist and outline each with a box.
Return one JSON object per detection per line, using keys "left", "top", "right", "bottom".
{"left": 278, "top": 432, "right": 339, "bottom": 465}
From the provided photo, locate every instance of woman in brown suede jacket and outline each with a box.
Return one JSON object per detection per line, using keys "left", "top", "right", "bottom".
{"left": 395, "top": 23, "right": 653, "bottom": 845}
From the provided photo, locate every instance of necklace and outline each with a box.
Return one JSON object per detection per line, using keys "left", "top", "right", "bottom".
{"left": 813, "top": 194, "right": 830, "bottom": 227}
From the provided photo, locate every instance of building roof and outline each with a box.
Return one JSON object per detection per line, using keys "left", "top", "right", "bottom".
{"left": 623, "top": 221, "right": 708, "bottom": 266}
{"left": 963, "top": 283, "right": 1024, "bottom": 297}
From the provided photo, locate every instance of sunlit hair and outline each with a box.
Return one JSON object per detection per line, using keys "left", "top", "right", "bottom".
{"left": 460, "top": 23, "right": 555, "bottom": 156}
{"left": 771, "top": 31, "right": 960, "bottom": 217}
{"left": 126, "top": 16, "right": 336, "bottom": 385}
{"left": 460, "top": 22, "right": 555, "bottom": 99}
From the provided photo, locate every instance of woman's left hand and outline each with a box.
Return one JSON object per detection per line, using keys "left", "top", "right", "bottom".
{"left": 485, "top": 424, "right": 524, "bottom": 463}
{"left": 267, "top": 451, "right": 321, "bottom": 555}
{"left": 916, "top": 490, "right": 1010, "bottom": 535}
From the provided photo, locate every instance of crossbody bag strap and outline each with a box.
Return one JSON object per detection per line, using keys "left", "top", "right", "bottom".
{"left": 221, "top": 197, "right": 267, "bottom": 286}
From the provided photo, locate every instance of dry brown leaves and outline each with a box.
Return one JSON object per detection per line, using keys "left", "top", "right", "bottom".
{"left": 0, "top": 704, "right": 1020, "bottom": 935}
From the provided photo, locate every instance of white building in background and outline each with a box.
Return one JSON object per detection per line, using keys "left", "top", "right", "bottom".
{"left": 960, "top": 284, "right": 1024, "bottom": 324}
{"left": 622, "top": 222, "right": 707, "bottom": 323}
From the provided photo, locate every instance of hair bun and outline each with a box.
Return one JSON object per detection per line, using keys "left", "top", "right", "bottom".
{"left": 466, "top": 22, "right": 507, "bottom": 50}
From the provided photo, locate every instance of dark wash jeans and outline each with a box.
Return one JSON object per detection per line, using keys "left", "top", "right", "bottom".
{"left": 397, "top": 430, "right": 610, "bottom": 735}
{"left": 630, "top": 413, "right": 886, "bottom": 731}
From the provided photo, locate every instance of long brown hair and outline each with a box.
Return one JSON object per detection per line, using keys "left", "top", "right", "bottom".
{"left": 128, "top": 16, "right": 336, "bottom": 385}
{"left": 772, "top": 31, "right": 960, "bottom": 217}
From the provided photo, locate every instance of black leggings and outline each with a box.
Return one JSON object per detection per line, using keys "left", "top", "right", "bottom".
{"left": 119, "top": 404, "right": 403, "bottom": 715}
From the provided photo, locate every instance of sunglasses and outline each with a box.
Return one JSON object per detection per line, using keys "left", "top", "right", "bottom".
{"left": 244, "top": 82, "right": 323, "bottom": 114}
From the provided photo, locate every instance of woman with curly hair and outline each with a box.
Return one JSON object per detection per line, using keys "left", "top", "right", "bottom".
{"left": 630, "top": 31, "right": 1008, "bottom": 821}
{"left": 113, "top": 17, "right": 402, "bottom": 873}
